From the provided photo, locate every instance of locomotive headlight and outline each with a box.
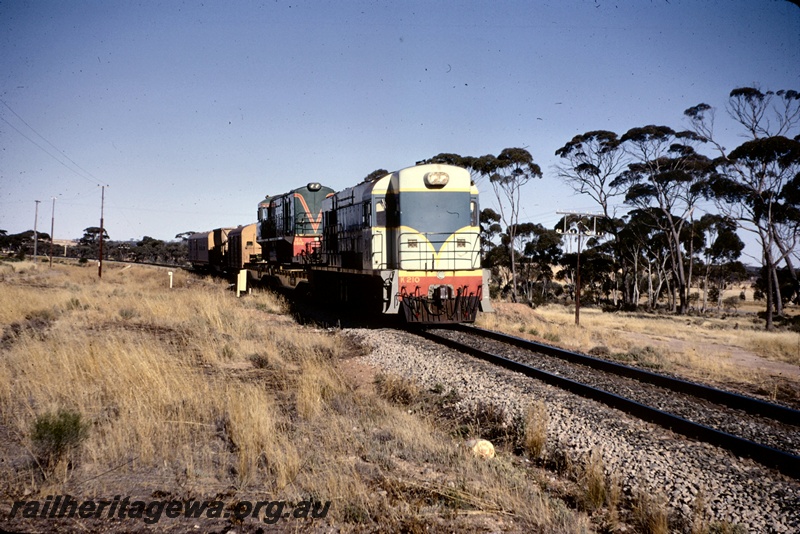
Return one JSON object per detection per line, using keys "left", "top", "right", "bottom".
{"left": 307, "top": 182, "right": 322, "bottom": 191}
{"left": 436, "top": 271, "right": 445, "bottom": 280}
{"left": 424, "top": 172, "right": 449, "bottom": 187}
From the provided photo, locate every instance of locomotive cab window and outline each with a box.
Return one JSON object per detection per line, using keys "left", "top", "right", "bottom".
{"left": 362, "top": 201, "right": 371, "bottom": 228}
{"left": 374, "top": 198, "right": 386, "bottom": 227}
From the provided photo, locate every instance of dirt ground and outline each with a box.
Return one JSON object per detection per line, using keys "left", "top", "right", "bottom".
{"left": 619, "top": 328, "right": 800, "bottom": 380}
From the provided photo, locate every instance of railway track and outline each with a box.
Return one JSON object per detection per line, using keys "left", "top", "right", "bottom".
{"left": 414, "top": 325, "right": 800, "bottom": 479}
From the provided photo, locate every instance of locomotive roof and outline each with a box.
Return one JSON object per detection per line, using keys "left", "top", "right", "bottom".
{"left": 260, "top": 182, "right": 334, "bottom": 204}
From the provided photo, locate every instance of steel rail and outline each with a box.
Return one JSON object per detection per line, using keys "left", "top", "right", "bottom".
{"left": 453, "top": 324, "right": 799, "bottom": 426}
{"left": 415, "top": 328, "right": 800, "bottom": 480}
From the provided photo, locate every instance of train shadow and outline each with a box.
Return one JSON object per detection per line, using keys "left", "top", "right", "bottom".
{"left": 279, "top": 288, "right": 401, "bottom": 330}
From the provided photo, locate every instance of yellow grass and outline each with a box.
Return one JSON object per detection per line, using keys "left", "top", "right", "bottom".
{"left": 0, "top": 260, "right": 593, "bottom": 532}
{"left": 523, "top": 401, "right": 548, "bottom": 460}
{"left": 477, "top": 301, "right": 800, "bottom": 402}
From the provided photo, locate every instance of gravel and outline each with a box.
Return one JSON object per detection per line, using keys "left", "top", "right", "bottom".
{"left": 431, "top": 327, "right": 800, "bottom": 457}
{"left": 346, "top": 327, "right": 800, "bottom": 533}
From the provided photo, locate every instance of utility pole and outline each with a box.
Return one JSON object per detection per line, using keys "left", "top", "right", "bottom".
{"left": 49, "top": 197, "right": 56, "bottom": 268}
{"left": 33, "top": 200, "right": 41, "bottom": 265}
{"left": 556, "top": 211, "right": 604, "bottom": 326}
{"left": 98, "top": 185, "right": 105, "bottom": 278}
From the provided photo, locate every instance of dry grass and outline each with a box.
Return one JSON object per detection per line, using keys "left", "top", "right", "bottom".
{"left": 0, "top": 260, "right": 594, "bottom": 532}
{"left": 632, "top": 488, "right": 669, "bottom": 534}
{"left": 523, "top": 400, "right": 548, "bottom": 460}
{"left": 577, "top": 449, "right": 606, "bottom": 512}
{"left": 742, "top": 331, "right": 800, "bottom": 366}
{"left": 374, "top": 373, "right": 420, "bottom": 406}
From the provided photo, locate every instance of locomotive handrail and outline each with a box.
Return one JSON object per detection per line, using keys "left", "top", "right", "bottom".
{"left": 397, "top": 229, "right": 481, "bottom": 271}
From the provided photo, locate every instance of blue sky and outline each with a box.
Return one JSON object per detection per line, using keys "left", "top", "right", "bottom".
{"left": 1, "top": 0, "right": 799, "bottom": 263}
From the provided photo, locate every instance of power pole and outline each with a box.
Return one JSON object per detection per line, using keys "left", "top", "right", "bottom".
{"left": 98, "top": 185, "right": 105, "bottom": 278}
{"left": 49, "top": 197, "right": 56, "bottom": 268}
{"left": 33, "top": 200, "right": 41, "bottom": 264}
{"left": 556, "top": 211, "right": 604, "bottom": 326}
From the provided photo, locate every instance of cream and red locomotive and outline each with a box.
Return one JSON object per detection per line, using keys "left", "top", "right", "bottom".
{"left": 187, "top": 164, "right": 491, "bottom": 323}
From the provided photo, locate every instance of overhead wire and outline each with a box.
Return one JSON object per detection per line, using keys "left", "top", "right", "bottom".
{"left": 0, "top": 98, "right": 103, "bottom": 186}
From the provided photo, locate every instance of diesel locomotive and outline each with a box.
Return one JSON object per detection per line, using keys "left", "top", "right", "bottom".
{"left": 187, "top": 163, "right": 492, "bottom": 323}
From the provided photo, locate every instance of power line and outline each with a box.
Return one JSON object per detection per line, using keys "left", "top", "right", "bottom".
{"left": 0, "top": 99, "right": 101, "bottom": 186}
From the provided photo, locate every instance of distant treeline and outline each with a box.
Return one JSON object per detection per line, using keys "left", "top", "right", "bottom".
{"left": 0, "top": 228, "right": 188, "bottom": 266}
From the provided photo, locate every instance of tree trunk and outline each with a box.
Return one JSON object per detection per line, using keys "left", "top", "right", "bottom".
{"left": 673, "top": 242, "right": 688, "bottom": 314}
{"left": 631, "top": 252, "right": 639, "bottom": 308}
{"left": 666, "top": 277, "right": 674, "bottom": 312}
{"left": 771, "top": 263, "right": 783, "bottom": 316}
{"left": 776, "top": 238, "right": 799, "bottom": 303}
{"left": 687, "top": 229, "right": 695, "bottom": 312}
{"left": 510, "top": 246, "right": 517, "bottom": 302}
{"left": 765, "top": 261, "right": 774, "bottom": 330}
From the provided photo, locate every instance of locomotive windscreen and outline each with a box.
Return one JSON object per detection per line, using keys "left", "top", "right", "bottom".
{"left": 397, "top": 191, "right": 472, "bottom": 236}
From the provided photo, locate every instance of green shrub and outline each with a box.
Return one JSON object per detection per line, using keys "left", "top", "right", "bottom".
{"left": 543, "top": 332, "right": 561, "bottom": 343}
{"left": 32, "top": 409, "right": 89, "bottom": 467}
{"left": 708, "top": 287, "right": 720, "bottom": 303}
{"left": 722, "top": 296, "right": 739, "bottom": 311}
{"left": 118, "top": 307, "right": 138, "bottom": 320}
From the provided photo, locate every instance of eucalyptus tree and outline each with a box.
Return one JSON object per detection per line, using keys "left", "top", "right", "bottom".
{"left": 555, "top": 130, "right": 628, "bottom": 215}
{"left": 479, "top": 208, "right": 502, "bottom": 258}
{"left": 713, "top": 136, "right": 800, "bottom": 320}
{"left": 76, "top": 227, "right": 110, "bottom": 260}
{"left": 619, "top": 209, "right": 674, "bottom": 310}
{"left": 479, "top": 208, "right": 506, "bottom": 294}
{"left": 694, "top": 214, "right": 745, "bottom": 311}
{"left": 685, "top": 87, "right": 800, "bottom": 327}
{"left": 482, "top": 148, "right": 543, "bottom": 302}
{"left": 612, "top": 125, "right": 713, "bottom": 314}
{"left": 555, "top": 131, "right": 631, "bottom": 305}
{"left": 516, "top": 222, "right": 563, "bottom": 304}
{"left": 174, "top": 231, "right": 197, "bottom": 241}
